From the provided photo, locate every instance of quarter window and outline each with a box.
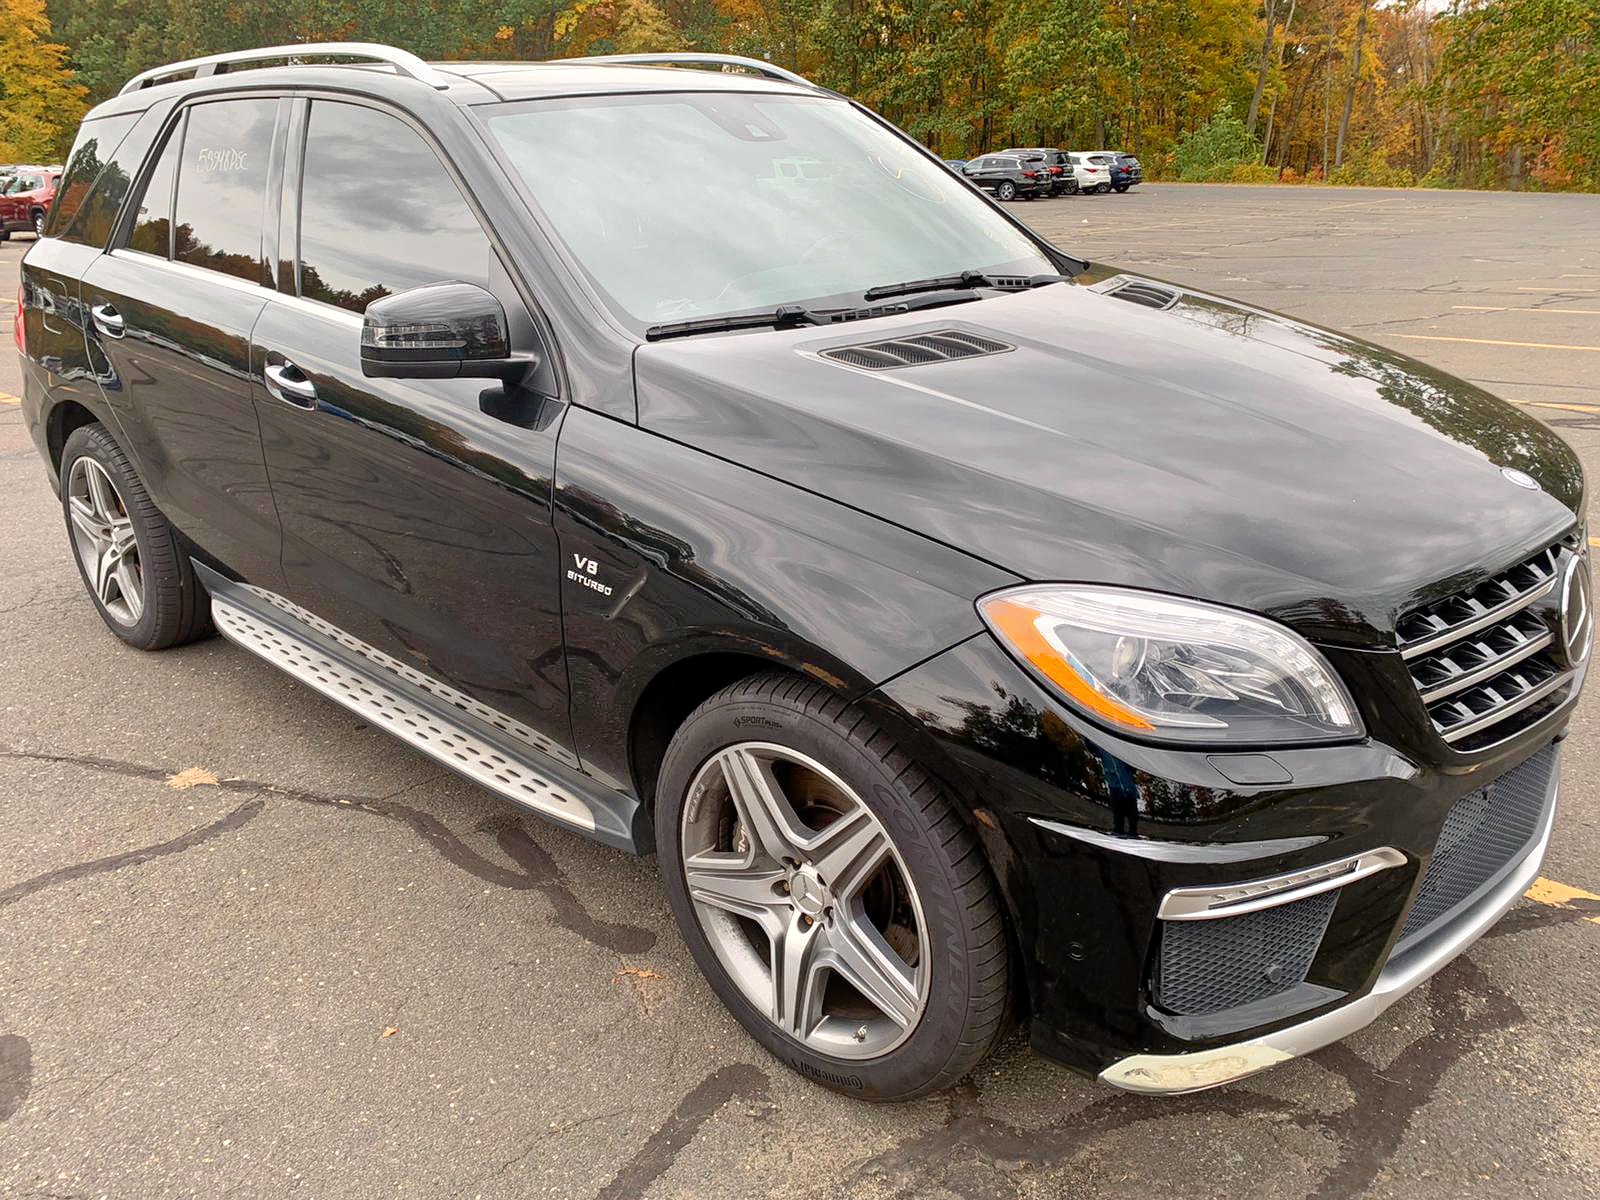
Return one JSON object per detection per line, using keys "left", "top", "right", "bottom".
{"left": 172, "top": 98, "right": 278, "bottom": 283}
{"left": 297, "top": 101, "right": 491, "bottom": 313}
{"left": 50, "top": 112, "right": 140, "bottom": 245}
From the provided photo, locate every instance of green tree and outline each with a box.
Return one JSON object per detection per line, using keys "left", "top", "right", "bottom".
{"left": 1174, "top": 101, "right": 1262, "bottom": 178}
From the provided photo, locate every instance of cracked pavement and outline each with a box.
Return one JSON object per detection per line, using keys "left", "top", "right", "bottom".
{"left": 4, "top": 185, "right": 1600, "bottom": 1199}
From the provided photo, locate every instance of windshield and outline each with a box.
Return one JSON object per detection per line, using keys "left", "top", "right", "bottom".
{"left": 484, "top": 92, "right": 1054, "bottom": 327}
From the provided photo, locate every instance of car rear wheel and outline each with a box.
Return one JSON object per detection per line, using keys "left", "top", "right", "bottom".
{"left": 60, "top": 423, "right": 213, "bottom": 651}
{"left": 32, "top": 210, "right": 46, "bottom": 237}
{"left": 656, "top": 673, "right": 1010, "bottom": 1100}
{"left": 1095, "top": 183, "right": 1111, "bottom": 194}
{"left": 995, "top": 180, "right": 1017, "bottom": 201}
{"left": 1115, "top": 184, "right": 1130, "bottom": 193}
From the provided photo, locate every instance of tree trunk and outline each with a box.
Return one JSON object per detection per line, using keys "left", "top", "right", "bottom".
{"left": 1322, "top": 22, "right": 1333, "bottom": 175}
{"left": 1335, "top": 0, "right": 1372, "bottom": 167}
{"left": 1261, "top": 0, "right": 1298, "bottom": 161}
{"left": 1247, "top": 0, "right": 1280, "bottom": 136}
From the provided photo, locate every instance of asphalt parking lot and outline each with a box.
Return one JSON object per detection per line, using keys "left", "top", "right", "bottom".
{"left": 3, "top": 183, "right": 1600, "bottom": 1199}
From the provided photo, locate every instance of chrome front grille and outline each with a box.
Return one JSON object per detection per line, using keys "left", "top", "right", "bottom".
{"left": 1397, "top": 536, "right": 1581, "bottom": 750}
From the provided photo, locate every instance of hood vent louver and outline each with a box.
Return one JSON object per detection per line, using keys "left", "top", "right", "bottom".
{"left": 819, "top": 330, "right": 1013, "bottom": 370}
{"left": 1109, "top": 279, "right": 1181, "bottom": 310}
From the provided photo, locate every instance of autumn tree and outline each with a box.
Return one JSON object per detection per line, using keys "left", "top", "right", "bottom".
{"left": 1, "top": 0, "right": 87, "bottom": 162}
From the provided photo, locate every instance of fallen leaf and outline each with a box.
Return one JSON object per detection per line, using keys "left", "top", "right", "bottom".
{"left": 166, "top": 767, "right": 220, "bottom": 790}
{"left": 615, "top": 967, "right": 663, "bottom": 981}
{"left": 380, "top": 1026, "right": 399, "bottom": 1039}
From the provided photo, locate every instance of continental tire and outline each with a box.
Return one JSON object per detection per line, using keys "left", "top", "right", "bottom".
{"left": 657, "top": 672, "right": 1010, "bottom": 1101}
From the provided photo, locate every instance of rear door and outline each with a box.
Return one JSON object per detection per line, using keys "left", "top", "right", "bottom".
{"left": 252, "top": 96, "right": 573, "bottom": 760}
{"left": 80, "top": 96, "right": 286, "bottom": 587}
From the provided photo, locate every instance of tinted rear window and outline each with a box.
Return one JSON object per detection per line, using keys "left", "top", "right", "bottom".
{"left": 172, "top": 98, "right": 277, "bottom": 283}
{"left": 125, "top": 114, "right": 183, "bottom": 258}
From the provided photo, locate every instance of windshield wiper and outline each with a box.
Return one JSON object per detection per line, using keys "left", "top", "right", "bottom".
{"left": 862, "top": 270, "right": 1070, "bottom": 302}
{"left": 645, "top": 304, "right": 826, "bottom": 342}
{"left": 644, "top": 292, "right": 986, "bottom": 342}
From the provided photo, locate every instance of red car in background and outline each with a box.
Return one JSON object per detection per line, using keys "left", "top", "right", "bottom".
{"left": 0, "top": 166, "right": 63, "bottom": 239}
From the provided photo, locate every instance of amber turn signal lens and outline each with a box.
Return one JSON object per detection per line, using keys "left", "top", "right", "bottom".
{"left": 980, "top": 597, "right": 1156, "bottom": 731}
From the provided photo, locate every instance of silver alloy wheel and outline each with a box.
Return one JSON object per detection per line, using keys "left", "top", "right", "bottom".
{"left": 681, "top": 742, "right": 930, "bottom": 1059}
{"left": 66, "top": 456, "right": 144, "bottom": 627}
{"left": 33, "top": 210, "right": 45, "bottom": 236}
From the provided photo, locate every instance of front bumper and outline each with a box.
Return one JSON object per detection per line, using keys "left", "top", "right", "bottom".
{"left": 1099, "top": 775, "right": 1555, "bottom": 1092}
{"left": 865, "top": 632, "right": 1575, "bottom": 1088}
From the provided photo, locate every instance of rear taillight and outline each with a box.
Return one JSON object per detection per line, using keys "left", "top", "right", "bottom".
{"left": 13, "top": 284, "right": 23, "bottom": 355}
{"left": 1022, "top": 171, "right": 1038, "bottom": 178}
{"left": 1048, "top": 166, "right": 1063, "bottom": 174}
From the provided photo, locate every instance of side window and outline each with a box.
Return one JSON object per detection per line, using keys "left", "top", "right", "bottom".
{"left": 297, "top": 101, "right": 491, "bottom": 313}
{"left": 173, "top": 98, "right": 278, "bottom": 283}
{"left": 126, "top": 113, "right": 184, "bottom": 258}
{"left": 50, "top": 112, "right": 141, "bottom": 245}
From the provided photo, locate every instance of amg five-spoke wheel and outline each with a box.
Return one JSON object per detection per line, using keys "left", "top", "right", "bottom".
{"left": 59, "top": 422, "right": 213, "bottom": 651}
{"left": 67, "top": 456, "right": 144, "bottom": 626}
{"left": 682, "top": 743, "right": 929, "bottom": 1058}
{"left": 659, "top": 674, "right": 1010, "bottom": 1100}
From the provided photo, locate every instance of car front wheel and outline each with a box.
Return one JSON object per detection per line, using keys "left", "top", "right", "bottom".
{"left": 33, "top": 210, "right": 46, "bottom": 236}
{"left": 657, "top": 674, "right": 1010, "bottom": 1101}
{"left": 995, "top": 181, "right": 1017, "bottom": 201}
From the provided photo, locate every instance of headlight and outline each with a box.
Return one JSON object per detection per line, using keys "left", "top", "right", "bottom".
{"left": 977, "top": 586, "right": 1363, "bottom": 745}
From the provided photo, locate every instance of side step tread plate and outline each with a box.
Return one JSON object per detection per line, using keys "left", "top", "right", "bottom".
{"left": 199, "top": 570, "right": 638, "bottom": 851}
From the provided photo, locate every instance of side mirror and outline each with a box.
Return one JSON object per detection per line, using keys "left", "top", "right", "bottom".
{"left": 360, "top": 281, "right": 536, "bottom": 382}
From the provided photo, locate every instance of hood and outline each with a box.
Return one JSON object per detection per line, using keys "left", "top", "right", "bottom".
{"left": 633, "top": 273, "right": 1583, "bottom": 649}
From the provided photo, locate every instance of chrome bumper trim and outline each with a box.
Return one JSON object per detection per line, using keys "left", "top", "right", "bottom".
{"left": 1100, "top": 782, "right": 1557, "bottom": 1095}
{"left": 1156, "top": 847, "right": 1407, "bottom": 921}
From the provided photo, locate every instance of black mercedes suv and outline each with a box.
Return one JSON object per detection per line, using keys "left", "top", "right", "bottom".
{"left": 18, "top": 44, "right": 1590, "bottom": 1101}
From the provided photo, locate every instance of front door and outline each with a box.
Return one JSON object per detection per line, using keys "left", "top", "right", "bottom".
{"left": 252, "top": 97, "right": 573, "bottom": 761}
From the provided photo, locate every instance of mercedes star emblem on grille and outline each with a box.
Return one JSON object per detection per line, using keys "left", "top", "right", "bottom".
{"left": 1561, "top": 552, "right": 1593, "bottom": 667}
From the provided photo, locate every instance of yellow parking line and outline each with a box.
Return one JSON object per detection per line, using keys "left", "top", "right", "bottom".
{"left": 1396, "top": 334, "right": 1600, "bottom": 352}
{"left": 0, "top": 391, "right": 20, "bottom": 406}
{"left": 1454, "top": 305, "right": 1600, "bottom": 316}
{"left": 1526, "top": 401, "right": 1600, "bottom": 415}
{"left": 1526, "top": 877, "right": 1600, "bottom": 926}
{"left": 1589, "top": 537, "right": 1600, "bottom": 549}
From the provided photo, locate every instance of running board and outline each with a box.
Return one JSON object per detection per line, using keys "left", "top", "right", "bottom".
{"left": 195, "top": 565, "right": 641, "bottom": 852}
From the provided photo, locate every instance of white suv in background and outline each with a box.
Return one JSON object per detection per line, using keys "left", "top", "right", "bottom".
{"left": 1068, "top": 152, "right": 1111, "bottom": 194}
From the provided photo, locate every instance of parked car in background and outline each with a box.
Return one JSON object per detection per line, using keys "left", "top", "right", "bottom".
{"left": 999, "top": 148, "right": 1078, "bottom": 196}
{"left": 943, "top": 158, "right": 967, "bottom": 174}
{"left": 963, "top": 153, "right": 1050, "bottom": 200}
{"left": 1067, "top": 152, "right": 1111, "bottom": 193}
{"left": 1107, "top": 150, "right": 1142, "bottom": 191}
{"left": 998, "top": 150, "right": 1075, "bottom": 197}
{"left": 0, "top": 166, "right": 63, "bottom": 239}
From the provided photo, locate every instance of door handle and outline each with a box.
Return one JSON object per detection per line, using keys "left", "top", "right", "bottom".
{"left": 90, "top": 303, "right": 125, "bottom": 338}
{"left": 264, "top": 362, "right": 317, "bottom": 408}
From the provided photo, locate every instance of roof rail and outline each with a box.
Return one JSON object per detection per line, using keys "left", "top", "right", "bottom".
{"left": 553, "top": 53, "right": 818, "bottom": 90}
{"left": 119, "top": 42, "right": 449, "bottom": 96}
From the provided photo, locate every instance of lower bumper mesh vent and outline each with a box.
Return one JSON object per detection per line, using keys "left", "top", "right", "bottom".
{"left": 1155, "top": 890, "right": 1337, "bottom": 1016}
{"left": 1397, "top": 744, "right": 1558, "bottom": 948}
